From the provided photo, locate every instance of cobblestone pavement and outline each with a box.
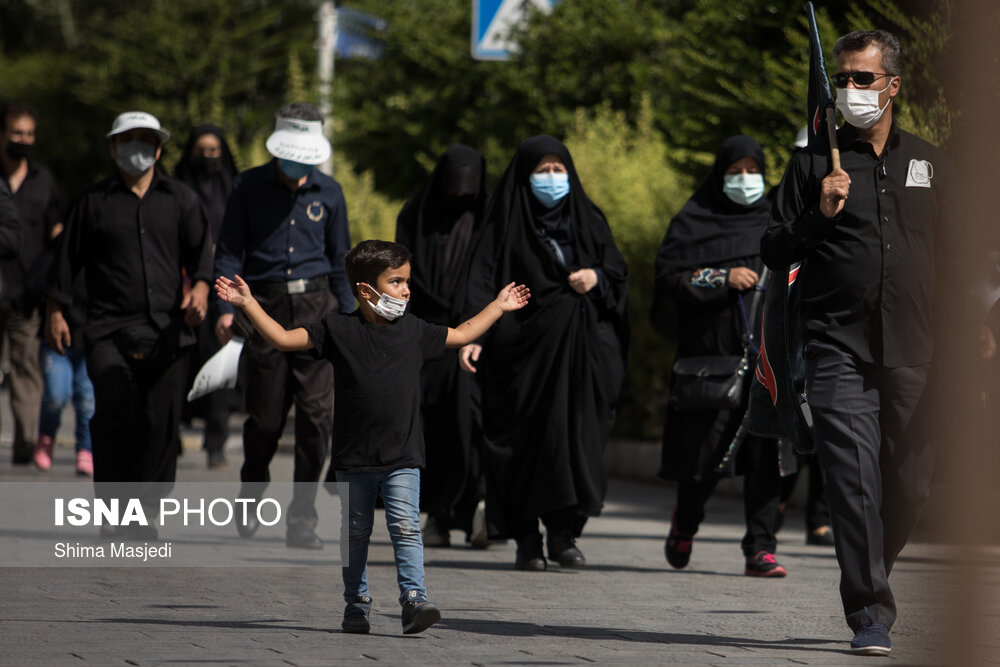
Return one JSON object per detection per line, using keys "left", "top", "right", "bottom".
{"left": 2, "top": 434, "right": 999, "bottom": 666}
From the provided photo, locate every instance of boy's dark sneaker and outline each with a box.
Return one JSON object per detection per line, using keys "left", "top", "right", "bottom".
{"left": 341, "top": 594, "right": 372, "bottom": 634}
{"left": 665, "top": 529, "right": 694, "bottom": 569}
{"left": 400, "top": 592, "right": 441, "bottom": 635}
{"left": 744, "top": 551, "right": 787, "bottom": 577}
{"left": 850, "top": 623, "right": 891, "bottom": 656}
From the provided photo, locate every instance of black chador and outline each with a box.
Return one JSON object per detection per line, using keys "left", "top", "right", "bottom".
{"left": 395, "top": 144, "right": 488, "bottom": 540}
{"left": 654, "top": 135, "right": 771, "bottom": 482}
{"left": 464, "top": 135, "right": 629, "bottom": 545}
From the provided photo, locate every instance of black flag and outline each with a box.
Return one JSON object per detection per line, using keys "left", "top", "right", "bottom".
{"left": 747, "top": 3, "right": 836, "bottom": 453}
{"left": 806, "top": 1, "right": 840, "bottom": 164}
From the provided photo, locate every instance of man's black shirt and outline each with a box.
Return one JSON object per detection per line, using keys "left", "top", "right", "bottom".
{"left": 5, "top": 161, "right": 61, "bottom": 308}
{"left": 0, "top": 180, "right": 20, "bottom": 260}
{"left": 50, "top": 169, "right": 213, "bottom": 345}
{"left": 762, "top": 124, "right": 963, "bottom": 367}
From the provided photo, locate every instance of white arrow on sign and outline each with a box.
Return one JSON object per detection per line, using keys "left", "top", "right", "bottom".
{"left": 472, "top": 0, "right": 555, "bottom": 61}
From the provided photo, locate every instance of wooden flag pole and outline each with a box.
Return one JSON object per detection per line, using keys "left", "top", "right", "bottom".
{"left": 825, "top": 107, "right": 840, "bottom": 170}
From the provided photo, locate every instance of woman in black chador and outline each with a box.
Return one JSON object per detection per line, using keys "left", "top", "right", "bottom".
{"left": 175, "top": 124, "right": 239, "bottom": 469}
{"left": 461, "top": 135, "right": 629, "bottom": 571}
{"left": 395, "top": 143, "right": 489, "bottom": 548}
{"left": 654, "top": 134, "right": 793, "bottom": 577}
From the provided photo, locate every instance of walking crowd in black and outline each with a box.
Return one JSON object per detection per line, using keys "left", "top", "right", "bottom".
{"left": 0, "top": 27, "right": 982, "bottom": 655}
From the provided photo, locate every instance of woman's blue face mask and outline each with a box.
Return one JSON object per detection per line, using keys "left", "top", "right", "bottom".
{"left": 529, "top": 172, "right": 570, "bottom": 208}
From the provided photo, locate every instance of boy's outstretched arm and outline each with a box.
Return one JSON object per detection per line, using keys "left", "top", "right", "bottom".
{"left": 445, "top": 282, "right": 530, "bottom": 349}
{"left": 214, "top": 275, "right": 314, "bottom": 352}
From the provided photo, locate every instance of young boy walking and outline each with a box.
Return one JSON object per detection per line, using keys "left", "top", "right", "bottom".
{"left": 216, "top": 239, "right": 530, "bottom": 635}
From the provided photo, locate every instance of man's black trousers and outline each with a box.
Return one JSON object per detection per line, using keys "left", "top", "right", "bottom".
{"left": 806, "top": 340, "right": 933, "bottom": 632}
{"left": 240, "top": 290, "right": 337, "bottom": 532}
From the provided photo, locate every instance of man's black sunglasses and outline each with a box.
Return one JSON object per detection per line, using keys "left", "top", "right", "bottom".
{"left": 832, "top": 71, "right": 894, "bottom": 88}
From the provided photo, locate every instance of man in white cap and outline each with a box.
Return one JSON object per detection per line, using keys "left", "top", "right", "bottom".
{"left": 214, "top": 102, "right": 353, "bottom": 549}
{"left": 46, "top": 111, "right": 213, "bottom": 530}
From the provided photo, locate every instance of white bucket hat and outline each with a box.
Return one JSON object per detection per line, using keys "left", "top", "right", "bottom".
{"left": 265, "top": 116, "right": 331, "bottom": 165}
{"left": 106, "top": 111, "right": 170, "bottom": 144}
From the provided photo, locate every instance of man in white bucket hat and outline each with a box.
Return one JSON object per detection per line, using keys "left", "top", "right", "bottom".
{"left": 45, "top": 110, "right": 213, "bottom": 526}
{"left": 214, "top": 102, "right": 353, "bottom": 549}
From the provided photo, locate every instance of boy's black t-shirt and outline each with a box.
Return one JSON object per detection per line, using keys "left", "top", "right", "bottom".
{"left": 306, "top": 311, "right": 447, "bottom": 472}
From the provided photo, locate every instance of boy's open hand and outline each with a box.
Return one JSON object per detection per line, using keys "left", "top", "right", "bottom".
{"left": 496, "top": 282, "right": 531, "bottom": 313}
{"left": 215, "top": 275, "right": 252, "bottom": 308}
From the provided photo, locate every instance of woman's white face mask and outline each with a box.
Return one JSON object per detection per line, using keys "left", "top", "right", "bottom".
{"left": 836, "top": 78, "right": 894, "bottom": 129}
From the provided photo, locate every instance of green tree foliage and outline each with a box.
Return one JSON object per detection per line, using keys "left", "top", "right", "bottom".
{"left": 334, "top": 157, "right": 405, "bottom": 245}
{"left": 0, "top": 0, "right": 965, "bottom": 439}
{"left": 332, "top": 0, "right": 502, "bottom": 199}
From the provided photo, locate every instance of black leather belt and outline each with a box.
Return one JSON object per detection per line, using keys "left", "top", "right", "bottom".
{"left": 250, "top": 276, "right": 331, "bottom": 298}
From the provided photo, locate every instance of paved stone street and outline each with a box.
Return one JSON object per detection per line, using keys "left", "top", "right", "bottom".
{"left": 2, "top": 422, "right": 999, "bottom": 666}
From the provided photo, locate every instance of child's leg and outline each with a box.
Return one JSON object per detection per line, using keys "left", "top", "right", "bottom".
{"left": 70, "top": 349, "right": 95, "bottom": 453}
{"left": 39, "top": 340, "right": 73, "bottom": 439}
{"left": 379, "top": 468, "right": 426, "bottom": 602}
{"left": 336, "top": 470, "right": 379, "bottom": 602}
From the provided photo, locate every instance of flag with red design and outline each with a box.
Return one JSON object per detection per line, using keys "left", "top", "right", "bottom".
{"left": 806, "top": 1, "right": 835, "bottom": 147}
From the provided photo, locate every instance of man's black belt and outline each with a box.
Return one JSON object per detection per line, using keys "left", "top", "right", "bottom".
{"left": 249, "top": 276, "right": 331, "bottom": 298}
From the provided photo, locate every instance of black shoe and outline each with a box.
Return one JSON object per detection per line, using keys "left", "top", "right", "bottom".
{"left": 665, "top": 529, "right": 694, "bottom": 569}
{"left": 286, "top": 527, "right": 324, "bottom": 550}
{"left": 236, "top": 512, "right": 260, "bottom": 539}
{"left": 744, "top": 550, "right": 787, "bottom": 578}
{"left": 400, "top": 592, "right": 441, "bottom": 634}
{"left": 806, "top": 527, "right": 836, "bottom": 546}
{"left": 421, "top": 515, "right": 451, "bottom": 548}
{"left": 206, "top": 451, "right": 228, "bottom": 470}
{"left": 11, "top": 442, "right": 33, "bottom": 465}
{"left": 342, "top": 594, "right": 372, "bottom": 634}
{"left": 514, "top": 537, "right": 547, "bottom": 571}
{"left": 547, "top": 533, "right": 586, "bottom": 568}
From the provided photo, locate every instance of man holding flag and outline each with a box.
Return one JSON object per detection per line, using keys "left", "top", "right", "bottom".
{"left": 761, "top": 28, "right": 967, "bottom": 656}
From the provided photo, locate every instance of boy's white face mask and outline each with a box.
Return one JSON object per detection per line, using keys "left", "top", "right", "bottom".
{"left": 359, "top": 283, "right": 407, "bottom": 321}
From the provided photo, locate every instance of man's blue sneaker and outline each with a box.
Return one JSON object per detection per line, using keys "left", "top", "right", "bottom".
{"left": 850, "top": 623, "right": 891, "bottom": 656}
{"left": 341, "top": 594, "right": 372, "bottom": 634}
{"left": 400, "top": 591, "right": 441, "bottom": 634}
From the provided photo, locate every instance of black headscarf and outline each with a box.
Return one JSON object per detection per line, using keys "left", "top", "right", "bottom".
{"left": 465, "top": 135, "right": 629, "bottom": 537}
{"left": 173, "top": 124, "right": 238, "bottom": 239}
{"left": 656, "top": 134, "right": 769, "bottom": 273}
{"left": 396, "top": 143, "right": 487, "bottom": 325}
{"left": 467, "top": 134, "right": 629, "bottom": 326}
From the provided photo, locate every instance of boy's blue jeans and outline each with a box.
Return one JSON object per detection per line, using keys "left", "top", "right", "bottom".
{"left": 40, "top": 341, "right": 95, "bottom": 453}
{"left": 336, "top": 468, "right": 427, "bottom": 604}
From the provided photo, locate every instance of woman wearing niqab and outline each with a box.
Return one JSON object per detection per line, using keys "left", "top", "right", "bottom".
{"left": 461, "top": 135, "right": 629, "bottom": 570}
{"left": 653, "top": 134, "right": 794, "bottom": 577}
{"left": 175, "top": 124, "right": 239, "bottom": 469}
{"left": 395, "top": 143, "right": 489, "bottom": 548}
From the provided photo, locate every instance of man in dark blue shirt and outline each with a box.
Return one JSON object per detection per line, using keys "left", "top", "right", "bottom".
{"left": 214, "top": 102, "right": 353, "bottom": 549}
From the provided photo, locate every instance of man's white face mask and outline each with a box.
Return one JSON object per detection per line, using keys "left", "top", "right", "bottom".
{"left": 836, "top": 78, "right": 894, "bottom": 129}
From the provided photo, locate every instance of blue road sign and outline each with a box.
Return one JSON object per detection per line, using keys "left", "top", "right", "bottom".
{"left": 472, "top": 0, "right": 556, "bottom": 61}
